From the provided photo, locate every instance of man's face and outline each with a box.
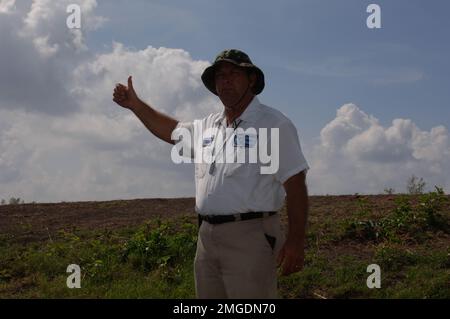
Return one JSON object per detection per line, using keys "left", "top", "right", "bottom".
{"left": 214, "top": 62, "right": 256, "bottom": 108}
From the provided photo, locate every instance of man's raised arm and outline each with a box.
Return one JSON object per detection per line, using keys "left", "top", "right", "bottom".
{"left": 113, "top": 76, "right": 179, "bottom": 145}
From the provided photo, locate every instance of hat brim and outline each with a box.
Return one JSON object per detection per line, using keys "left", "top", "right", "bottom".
{"left": 201, "top": 59, "right": 265, "bottom": 95}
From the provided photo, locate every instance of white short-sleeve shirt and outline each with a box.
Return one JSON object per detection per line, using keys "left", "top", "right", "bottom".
{"left": 173, "top": 96, "right": 309, "bottom": 215}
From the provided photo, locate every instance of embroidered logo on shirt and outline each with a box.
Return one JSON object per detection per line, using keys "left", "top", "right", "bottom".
{"left": 202, "top": 136, "right": 214, "bottom": 147}
{"left": 233, "top": 134, "right": 257, "bottom": 148}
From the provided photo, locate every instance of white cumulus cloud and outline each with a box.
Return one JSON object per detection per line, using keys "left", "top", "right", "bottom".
{"left": 0, "top": 0, "right": 15, "bottom": 14}
{"left": 307, "top": 104, "right": 450, "bottom": 195}
{"left": 0, "top": 1, "right": 220, "bottom": 203}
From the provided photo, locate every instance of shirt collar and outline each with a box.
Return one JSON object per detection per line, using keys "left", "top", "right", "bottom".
{"left": 214, "top": 96, "right": 261, "bottom": 127}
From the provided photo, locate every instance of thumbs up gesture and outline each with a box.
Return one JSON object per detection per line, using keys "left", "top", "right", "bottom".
{"left": 113, "top": 76, "right": 141, "bottom": 110}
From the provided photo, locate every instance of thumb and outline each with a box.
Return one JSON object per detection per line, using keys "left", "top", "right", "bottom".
{"left": 128, "top": 75, "right": 135, "bottom": 92}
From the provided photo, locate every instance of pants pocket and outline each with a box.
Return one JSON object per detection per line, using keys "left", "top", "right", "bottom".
{"left": 261, "top": 215, "right": 282, "bottom": 254}
{"left": 264, "top": 233, "right": 276, "bottom": 251}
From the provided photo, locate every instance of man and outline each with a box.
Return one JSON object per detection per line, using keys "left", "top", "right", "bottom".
{"left": 113, "top": 49, "right": 309, "bottom": 299}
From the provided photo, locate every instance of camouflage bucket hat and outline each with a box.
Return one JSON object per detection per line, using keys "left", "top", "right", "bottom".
{"left": 201, "top": 49, "right": 265, "bottom": 95}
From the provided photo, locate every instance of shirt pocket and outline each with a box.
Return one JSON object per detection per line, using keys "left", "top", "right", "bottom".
{"left": 195, "top": 163, "right": 207, "bottom": 178}
{"left": 195, "top": 143, "right": 214, "bottom": 178}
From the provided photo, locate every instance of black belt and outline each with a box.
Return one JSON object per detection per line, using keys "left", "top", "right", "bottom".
{"left": 198, "top": 211, "right": 277, "bottom": 226}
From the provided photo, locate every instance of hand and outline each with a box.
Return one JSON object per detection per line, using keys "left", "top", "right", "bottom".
{"left": 113, "top": 75, "right": 141, "bottom": 110}
{"left": 276, "top": 237, "right": 305, "bottom": 276}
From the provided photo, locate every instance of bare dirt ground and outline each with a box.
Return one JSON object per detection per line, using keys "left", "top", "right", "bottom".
{"left": 0, "top": 198, "right": 195, "bottom": 243}
{"left": 2, "top": 194, "right": 448, "bottom": 244}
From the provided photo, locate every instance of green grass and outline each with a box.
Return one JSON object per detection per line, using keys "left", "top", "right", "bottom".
{"left": 337, "top": 187, "right": 450, "bottom": 243}
{"left": 0, "top": 190, "right": 449, "bottom": 298}
{"left": 277, "top": 245, "right": 449, "bottom": 299}
{"left": 0, "top": 219, "right": 197, "bottom": 298}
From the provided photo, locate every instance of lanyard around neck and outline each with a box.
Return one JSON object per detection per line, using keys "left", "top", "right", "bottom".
{"left": 208, "top": 119, "right": 243, "bottom": 175}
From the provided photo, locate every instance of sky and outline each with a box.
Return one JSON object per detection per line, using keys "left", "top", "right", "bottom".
{"left": 0, "top": 0, "right": 449, "bottom": 203}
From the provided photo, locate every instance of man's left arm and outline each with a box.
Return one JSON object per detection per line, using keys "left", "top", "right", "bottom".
{"left": 277, "top": 170, "right": 309, "bottom": 276}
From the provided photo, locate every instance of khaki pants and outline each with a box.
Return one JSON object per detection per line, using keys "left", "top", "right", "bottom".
{"left": 194, "top": 214, "right": 284, "bottom": 299}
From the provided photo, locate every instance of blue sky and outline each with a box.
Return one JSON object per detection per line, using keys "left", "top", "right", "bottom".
{"left": 88, "top": 0, "right": 450, "bottom": 143}
{"left": 1, "top": 0, "right": 449, "bottom": 202}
